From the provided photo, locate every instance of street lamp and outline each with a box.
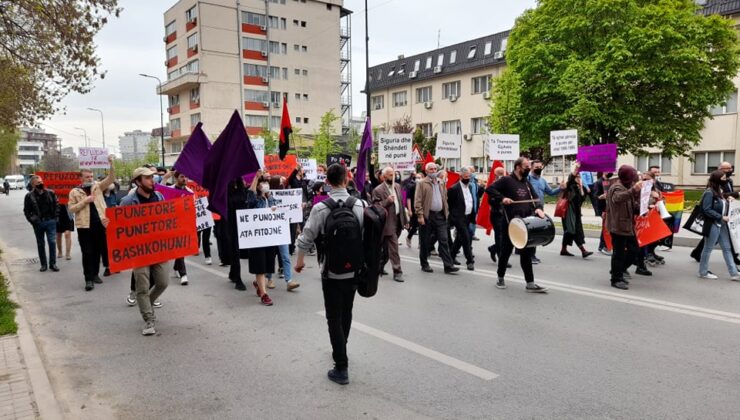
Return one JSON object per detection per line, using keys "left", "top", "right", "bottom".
{"left": 73, "top": 127, "right": 88, "bottom": 147}
{"left": 87, "top": 108, "right": 106, "bottom": 149}
{"left": 139, "top": 73, "right": 166, "bottom": 167}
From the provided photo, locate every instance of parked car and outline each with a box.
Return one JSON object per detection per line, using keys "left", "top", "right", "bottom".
{"left": 4, "top": 175, "right": 25, "bottom": 190}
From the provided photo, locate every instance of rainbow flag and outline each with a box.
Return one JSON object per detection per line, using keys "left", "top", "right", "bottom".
{"left": 663, "top": 190, "right": 684, "bottom": 233}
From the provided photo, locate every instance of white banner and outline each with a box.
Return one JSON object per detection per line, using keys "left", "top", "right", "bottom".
{"left": 487, "top": 134, "right": 520, "bottom": 160}
{"left": 298, "top": 158, "right": 318, "bottom": 180}
{"left": 550, "top": 130, "right": 578, "bottom": 156}
{"left": 251, "top": 137, "right": 265, "bottom": 169}
{"left": 640, "top": 180, "right": 653, "bottom": 216}
{"left": 236, "top": 207, "right": 291, "bottom": 249}
{"left": 78, "top": 147, "right": 110, "bottom": 169}
{"left": 195, "top": 197, "right": 214, "bottom": 232}
{"left": 271, "top": 188, "right": 303, "bottom": 223}
{"left": 728, "top": 200, "right": 740, "bottom": 251}
{"left": 435, "top": 133, "right": 462, "bottom": 159}
{"left": 378, "top": 134, "right": 414, "bottom": 164}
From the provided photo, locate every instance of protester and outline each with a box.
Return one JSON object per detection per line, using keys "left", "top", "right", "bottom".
{"left": 227, "top": 178, "right": 250, "bottom": 291}
{"left": 266, "top": 175, "right": 300, "bottom": 292}
{"left": 371, "top": 166, "right": 407, "bottom": 282}
{"left": 120, "top": 167, "right": 168, "bottom": 336}
{"left": 486, "top": 157, "right": 548, "bottom": 292}
{"left": 404, "top": 172, "right": 422, "bottom": 248}
{"left": 161, "top": 170, "right": 191, "bottom": 285}
{"left": 606, "top": 165, "right": 643, "bottom": 290}
{"left": 3, "top": 179, "right": 9, "bottom": 196}
{"left": 414, "top": 162, "right": 458, "bottom": 274}
{"left": 561, "top": 162, "right": 593, "bottom": 258}
{"left": 23, "top": 175, "right": 59, "bottom": 272}
{"left": 580, "top": 169, "right": 596, "bottom": 215}
{"left": 697, "top": 170, "right": 740, "bottom": 280}
{"left": 528, "top": 159, "right": 562, "bottom": 264}
{"left": 295, "top": 164, "right": 366, "bottom": 385}
{"left": 68, "top": 156, "right": 115, "bottom": 291}
{"left": 56, "top": 202, "right": 74, "bottom": 261}
{"left": 246, "top": 172, "right": 278, "bottom": 306}
{"left": 641, "top": 171, "right": 665, "bottom": 267}
{"left": 447, "top": 167, "right": 476, "bottom": 271}
{"left": 487, "top": 166, "right": 510, "bottom": 267}
{"left": 466, "top": 167, "right": 483, "bottom": 241}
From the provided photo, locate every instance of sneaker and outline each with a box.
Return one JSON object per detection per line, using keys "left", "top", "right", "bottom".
{"left": 93, "top": 276, "right": 103, "bottom": 284}
{"left": 327, "top": 368, "right": 349, "bottom": 385}
{"left": 472, "top": 236, "right": 480, "bottom": 241}
{"left": 205, "top": 257, "right": 212, "bottom": 265}
{"left": 611, "top": 281, "right": 629, "bottom": 290}
{"left": 267, "top": 279, "right": 276, "bottom": 289}
{"left": 730, "top": 274, "right": 740, "bottom": 281}
{"left": 172, "top": 271, "right": 181, "bottom": 279}
{"left": 444, "top": 266, "right": 460, "bottom": 274}
{"left": 599, "top": 248, "right": 612, "bottom": 256}
{"left": 261, "top": 294, "right": 273, "bottom": 306}
{"left": 40, "top": 266, "right": 47, "bottom": 272}
{"left": 525, "top": 283, "right": 548, "bottom": 293}
{"left": 49, "top": 264, "right": 60, "bottom": 272}
{"left": 646, "top": 257, "right": 657, "bottom": 267}
{"left": 65, "top": 254, "right": 72, "bottom": 260}
{"left": 153, "top": 300, "right": 163, "bottom": 308}
{"left": 496, "top": 278, "right": 507, "bottom": 289}
{"left": 278, "top": 267, "right": 284, "bottom": 279}
{"left": 180, "top": 275, "right": 188, "bottom": 286}
{"left": 635, "top": 267, "right": 652, "bottom": 276}
{"left": 286, "top": 280, "right": 300, "bottom": 291}
{"left": 560, "top": 250, "right": 574, "bottom": 257}
{"left": 421, "top": 266, "right": 433, "bottom": 273}
{"left": 531, "top": 256, "right": 541, "bottom": 264}
{"left": 103, "top": 268, "right": 111, "bottom": 277}
{"left": 126, "top": 291, "right": 136, "bottom": 306}
{"left": 85, "top": 280, "right": 94, "bottom": 291}
{"left": 581, "top": 251, "right": 593, "bottom": 259}
{"left": 393, "top": 272, "right": 404, "bottom": 282}
{"left": 466, "top": 263, "right": 475, "bottom": 271}
{"left": 142, "top": 321, "right": 156, "bottom": 336}
{"left": 699, "top": 272, "right": 719, "bottom": 279}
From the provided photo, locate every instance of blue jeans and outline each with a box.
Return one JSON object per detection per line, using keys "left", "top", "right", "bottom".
{"left": 33, "top": 219, "right": 57, "bottom": 267}
{"left": 267, "top": 244, "right": 292, "bottom": 282}
{"left": 699, "top": 222, "right": 738, "bottom": 277}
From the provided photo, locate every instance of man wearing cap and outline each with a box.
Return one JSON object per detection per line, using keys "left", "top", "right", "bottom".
{"left": 120, "top": 167, "right": 168, "bottom": 336}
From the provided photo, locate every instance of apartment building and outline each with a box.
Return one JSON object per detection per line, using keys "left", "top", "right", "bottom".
{"left": 118, "top": 130, "right": 155, "bottom": 161}
{"left": 160, "top": 0, "right": 351, "bottom": 165}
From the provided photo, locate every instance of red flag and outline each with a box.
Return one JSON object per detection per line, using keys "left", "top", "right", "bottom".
{"left": 446, "top": 170, "right": 460, "bottom": 189}
{"left": 476, "top": 161, "right": 505, "bottom": 235}
{"left": 422, "top": 152, "right": 435, "bottom": 170}
{"left": 279, "top": 99, "right": 292, "bottom": 160}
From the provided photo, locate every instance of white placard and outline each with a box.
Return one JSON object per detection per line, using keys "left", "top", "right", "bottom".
{"left": 487, "top": 134, "right": 520, "bottom": 160}
{"left": 195, "top": 197, "right": 214, "bottom": 232}
{"left": 78, "top": 147, "right": 110, "bottom": 169}
{"left": 299, "top": 158, "right": 317, "bottom": 180}
{"left": 271, "top": 188, "right": 303, "bottom": 223}
{"left": 640, "top": 180, "right": 653, "bottom": 216}
{"left": 378, "top": 134, "right": 414, "bottom": 164}
{"left": 316, "top": 174, "right": 327, "bottom": 182}
{"left": 435, "top": 133, "right": 462, "bottom": 159}
{"left": 728, "top": 200, "right": 740, "bottom": 251}
{"left": 396, "top": 161, "right": 416, "bottom": 172}
{"left": 251, "top": 137, "right": 265, "bottom": 168}
{"left": 236, "top": 207, "right": 291, "bottom": 249}
{"left": 550, "top": 130, "right": 578, "bottom": 156}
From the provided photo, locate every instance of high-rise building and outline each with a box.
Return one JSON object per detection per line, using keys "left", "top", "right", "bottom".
{"left": 159, "top": 0, "right": 351, "bottom": 164}
{"left": 118, "top": 130, "right": 155, "bottom": 162}
{"left": 12, "top": 128, "right": 61, "bottom": 173}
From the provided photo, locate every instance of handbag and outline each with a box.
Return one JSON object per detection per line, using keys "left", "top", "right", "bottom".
{"left": 682, "top": 203, "right": 704, "bottom": 236}
{"left": 554, "top": 195, "right": 568, "bottom": 218}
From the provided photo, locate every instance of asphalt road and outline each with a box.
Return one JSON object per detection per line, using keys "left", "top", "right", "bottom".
{"left": 2, "top": 191, "right": 740, "bottom": 419}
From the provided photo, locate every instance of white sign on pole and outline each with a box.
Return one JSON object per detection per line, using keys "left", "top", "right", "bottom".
{"left": 435, "top": 133, "right": 462, "bottom": 159}
{"left": 78, "top": 147, "right": 110, "bottom": 169}
{"left": 728, "top": 200, "right": 740, "bottom": 251}
{"left": 487, "top": 134, "right": 520, "bottom": 160}
{"left": 271, "top": 188, "right": 304, "bottom": 223}
{"left": 236, "top": 207, "right": 291, "bottom": 249}
{"left": 639, "top": 180, "right": 653, "bottom": 216}
{"left": 298, "top": 158, "right": 318, "bottom": 180}
{"left": 251, "top": 137, "right": 265, "bottom": 168}
{"left": 195, "top": 197, "right": 214, "bottom": 232}
{"left": 549, "top": 130, "right": 578, "bottom": 156}
{"left": 378, "top": 134, "right": 414, "bottom": 164}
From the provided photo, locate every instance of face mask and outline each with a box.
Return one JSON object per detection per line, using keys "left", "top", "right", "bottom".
{"left": 461, "top": 178, "right": 470, "bottom": 185}
{"left": 725, "top": 170, "right": 733, "bottom": 177}
{"left": 533, "top": 168, "right": 543, "bottom": 176}
{"left": 260, "top": 183, "right": 270, "bottom": 194}
{"left": 82, "top": 181, "right": 93, "bottom": 188}
{"left": 521, "top": 168, "right": 531, "bottom": 178}
{"left": 35, "top": 183, "right": 44, "bottom": 190}
{"left": 427, "top": 172, "right": 438, "bottom": 179}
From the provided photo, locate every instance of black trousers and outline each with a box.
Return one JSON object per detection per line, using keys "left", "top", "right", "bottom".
{"left": 451, "top": 215, "right": 474, "bottom": 264}
{"left": 173, "top": 258, "right": 187, "bottom": 276}
{"left": 214, "top": 220, "right": 230, "bottom": 265}
{"left": 198, "top": 227, "right": 212, "bottom": 258}
{"left": 610, "top": 233, "right": 640, "bottom": 283}
{"left": 407, "top": 216, "right": 419, "bottom": 240}
{"left": 498, "top": 231, "right": 535, "bottom": 283}
{"left": 77, "top": 223, "right": 106, "bottom": 281}
{"left": 322, "top": 277, "right": 359, "bottom": 370}
{"left": 419, "top": 211, "right": 454, "bottom": 269}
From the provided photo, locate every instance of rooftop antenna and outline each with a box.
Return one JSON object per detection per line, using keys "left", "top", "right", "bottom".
{"left": 437, "top": 29, "right": 441, "bottom": 48}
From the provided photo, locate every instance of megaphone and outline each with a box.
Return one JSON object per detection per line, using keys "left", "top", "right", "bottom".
{"left": 657, "top": 200, "right": 671, "bottom": 219}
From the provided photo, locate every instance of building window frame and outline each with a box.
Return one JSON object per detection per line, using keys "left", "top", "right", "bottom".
{"left": 392, "top": 91, "right": 407, "bottom": 107}
{"left": 442, "top": 81, "right": 461, "bottom": 99}
{"left": 472, "top": 75, "right": 492, "bottom": 95}
{"left": 692, "top": 151, "right": 734, "bottom": 175}
{"left": 416, "top": 86, "right": 432, "bottom": 103}
{"left": 371, "top": 95, "right": 384, "bottom": 110}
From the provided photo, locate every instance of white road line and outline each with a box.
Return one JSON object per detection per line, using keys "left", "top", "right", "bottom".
{"left": 188, "top": 261, "right": 229, "bottom": 278}
{"left": 316, "top": 311, "right": 498, "bottom": 381}
{"left": 399, "top": 256, "right": 740, "bottom": 325}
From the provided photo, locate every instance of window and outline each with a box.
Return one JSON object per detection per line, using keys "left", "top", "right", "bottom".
{"left": 171, "top": 142, "right": 182, "bottom": 153}
{"left": 185, "top": 6, "right": 197, "bottom": 22}
{"left": 441, "top": 120, "right": 461, "bottom": 134}
{"left": 268, "top": 16, "right": 280, "bottom": 28}
{"left": 165, "top": 21, "right": 176, "bottom": 36}
{"left": 426, "top": 56, "right": 432, "bottom": 69}
{"left": 392, "top": 91, "right": 407, "bottom": 107}
{"left": 243, "top": 37, "right": 267, "bottom": 52}
{"left": 398, "top": 64, "right": 405, "bottom": 75}
{"left": 500, "top": 37, "right": 508, "bottom": 51}
{"left": 472, "top": 75, "right": 492, "bottom": 94}
{"left": 371, "top": 95, "right": 384, "bottom": 110}
{"left": 484, "top": 41, "right": 492, "bottom": 56}
{"left": 294, "top": 68, "right": 300, "bottom": 75}
{"left": 692, "top": 151, "right": 735, "bottom": 174}
{"left": 710, "top": 91, "right": 738, "bottom": 115}
{"left": 166, "top": 46, "right": 177, "bottom": 60}
{"left": 437, "top": 53, "right": 444, "bottom": 66}
{"left": 417, "top": 123, "right": 432, "bottom": 138}
{"left": 190, "top": 113, "right": 201, "bottom": 127}
{"left": 282, "top": 67, "right": 288, "bottom": 79}
{"left": 450, "top": 50, "right": 457, "bottom": 64}
{"left": 268, "top": 0, "right": 286, "bottom": 4}
{"left": 467, "top": 45, "right": 477, "bottom": 59}
{"left": 270, "top": 66, "right": 281, "bottom": 79}
{"left": 187, "top": 34, "right": 198, "bottom": 49}
{"left": 301, "top": 45, "right": 307, "bottom": 52}
{"left": 281, "top": 18, "right": 287, "bottom": 29}
{"left": 301, "top": 21, "right": 307, "bottom": 27}
{"left": 190, "top": 87, "right": 200, "bottom": 103}
{"left": 294, "top": 44, "right": 299, "bottom": 51}
{"left": 269, "top": 41, "right": 281, "bottom": 54}
{"left": 295, "top": 93, "right": 301, "bottom": 100}
{"left": 245, "top": 115, "right": 269, "bottom": 127}
{"left": 281, "top": 43, "right": 287, "bottom": 54}
{"left": 168, "top": 95, "right": 180, "bottom": 107}
{"left": 304, "top": 118, "right": 309, "bottom": 123}
{"left": 303, "top": 94, "right": 308, "bottom": 100}
{"left": 242, "top": 12, "right": 266, "bottom": 26}
{"left": 293, "top": 19, "right": 299, "bottom": 26}
{"left": 245, "top": 89, "right": 269, "bottom": 102}
{"left": 271, "top": 116, "right": 281, "bottom": 128}
{"left": 442, "top": 81, "right": 461, "bottom": 99}
{"left": 416, "top": 86, "right": 432, "bottom": 103}
{"left": 295, "top": 117, "right": 301, "bottom": 123}
{"left": 185, "top": 60, "right": 199, "bottom": 72}
{"left": 271, "top": 91, "right": 282, "bottom": 104}
{"left": 302, "top": 69, "right": 308, "bottom": 76}
{"left": 387, "top": 66, "right": 395, "bottom": 77}
{"left": 471, "top": 117, "right": 488, "bottom": 134}
{"left": 244, "top": 63, "right": 268, "bottom": 77}
{"left": 171, "top": 118, "right": 181, "bottom": 130}
{"left": 414, "top": 59, "right": 420, "bottom": 72}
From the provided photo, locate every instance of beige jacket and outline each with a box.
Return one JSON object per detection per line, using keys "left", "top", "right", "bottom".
{"left": 68, "top": 171, "right": 115, "bottom": 228}
{"left": 414, "top": 177, "right": 449, "bottom": 220}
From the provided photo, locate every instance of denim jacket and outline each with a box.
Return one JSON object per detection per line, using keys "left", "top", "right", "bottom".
{"left": 700, "top": 188, "right": 726, "bottom": 226}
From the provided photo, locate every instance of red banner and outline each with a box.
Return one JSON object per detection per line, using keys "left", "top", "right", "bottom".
{"left": 635, "top": 208, "right": 672, "bottom": 247}
{"left": 35, "top": 172, "right": 79, "bottom": 205}
{"left": 602, "top": 213, "right": 613, "bottom": 251}
{"left": 264, "top": 154, "right": 298, "bottom": 179}
{"left": 106, "top": 196, "right": 198, "bottom": 272}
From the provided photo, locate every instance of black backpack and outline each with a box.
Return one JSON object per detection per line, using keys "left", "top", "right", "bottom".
{"left": 321, "top": 197, "right": 364, "bottom": 277}
{"left": 358, "top": 203, "right": 386, "bottom": 298}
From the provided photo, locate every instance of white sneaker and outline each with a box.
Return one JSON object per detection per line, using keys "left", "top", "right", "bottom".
{"left": 180, "top": 275, "right": 188, "bottom": 286}
{"left": 730, "top": 274, "right": 740, "bottom": 281}
{"left": 126, "top": 291, "right": 136, "bottom": 306}
{"left": 142, "top": 321, "right": 156, "bottom": 336}
{"left": 205, "top": 257, "right": 212, "bottom": 265}
{"left": 172, "top": 270, "right": 181, "bottom": 278}
{"left": 699, "top": 273, "right": 719, "bottom": 279}
{"left": 153, "top": 300, "right": 163, "bottom": 308}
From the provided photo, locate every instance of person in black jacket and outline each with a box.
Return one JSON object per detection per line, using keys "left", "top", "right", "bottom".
{"left": 23, "top": 175, "right": 60, "bottom": 272}
{"left": 447, "top": 167, "right": 476, "bottom": 270}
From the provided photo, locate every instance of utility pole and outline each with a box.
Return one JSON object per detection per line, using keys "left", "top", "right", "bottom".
{"left": 139, "top": 74, "right": 166, "bottom": 166}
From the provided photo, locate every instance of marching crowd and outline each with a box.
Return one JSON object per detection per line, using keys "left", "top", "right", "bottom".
{"left": 19, "top": 154, "right": 740, "bottom": 384}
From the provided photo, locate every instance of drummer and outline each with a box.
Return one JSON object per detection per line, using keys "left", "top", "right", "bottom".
{"left": 486, "top": 157, "right": 549, "bottom": 293}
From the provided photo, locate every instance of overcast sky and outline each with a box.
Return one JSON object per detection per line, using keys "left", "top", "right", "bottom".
{"left": 43, "top": 0, "right": 537, "bottom": 153}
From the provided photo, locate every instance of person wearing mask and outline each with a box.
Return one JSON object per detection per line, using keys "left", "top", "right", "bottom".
{"left": 68, "top": 156, "right": 115, "bottom": 291}
{"left": 466, "top": 166, "right": 483, "bottom": 241}
{"left": 414, "top": 162, "right": 459, "bottom": 274}
{"left": 593, "top": 172, "right": 613, "bottom": 255}
{"left": 56, "top": 202, "right": 74, "bottom": 261}
{"left": 560, "top": 162, "right": 593, "bottom": 258}
{"left": 23, "top": 175, "right": 59, "bottom": 272}
{"left": 265, "top": 175, "right": 300, "bottom": 292}
{"left": 246, "top": 171, "right": 278, "bottom": 306}
{"left": 161, "top": 170, "right": 191, "bottom": 285}
{"left": 528, "top": 160, "right": 564, "bottom": 264}
{"left": 606, "top": 165, "right": 643, "bottom": 290}
{"left": 447, "top": 167, "right": 476, "bottom": 271}
{"left": 120, "top": 167, "right": 168, "bottom": 335}
{"left": 486, "top": 157, "right": 548, "bottom": 292}
{"left": 405, "top": 172, "right": 423, "bottom": 248}
{"left": 698, "top": 170, "right": 740, "bottom": 280}
{"left": 372, "top": 167, "right": 408, "bottom": 282}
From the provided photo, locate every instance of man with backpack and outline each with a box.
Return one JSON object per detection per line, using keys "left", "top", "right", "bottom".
{"left": 295, "top": 164, "right": 368, "bottom": 385}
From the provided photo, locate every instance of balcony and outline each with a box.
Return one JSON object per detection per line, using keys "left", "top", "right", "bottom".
{"left": 167, "top": 104, "right": 181, "bottom": 115}
{"left": 159, "top": 72, "right": 207, "bottom": 96}
{"left": 164, "top": 32, "right": 176, "bottom": 44}
{"left": 243, "top": 49, "right": 267, "bottom": 61}
{"left": 186, "top": 18, "right": 197, "bottom": 32}
{"left": 242, "top": 23, "right": 267, "bottom": 36}
{"left": 187, "top": 45, "right": 198, "bottom": 58}
{"left": 166, "top": 56, "right": 178, "bottom": 68}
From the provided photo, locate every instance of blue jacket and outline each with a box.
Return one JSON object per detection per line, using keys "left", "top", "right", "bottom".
{"left": 120, "top": 190, "right": 164, "bottom": 206}
{"left": 580, "top": 171, "right": 594, "bottom": 189}
{"left": 528, "top": 174, "right": 561, "bottom": 206}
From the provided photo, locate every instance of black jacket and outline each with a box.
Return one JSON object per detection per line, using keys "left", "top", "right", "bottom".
{"left": 448, "top": 182, "right": 475, "bottom": 224}
{"left": 486, "top": 174, "right": 541, "bottom": 220}
{"left": 23, "top": 189, "right": 59, "bottom": 225}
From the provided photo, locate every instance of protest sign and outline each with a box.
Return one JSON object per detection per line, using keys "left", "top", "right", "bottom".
{"left": 316, "top": 174, "right": 327, "bottom": 183}
{"left": 78, "top": 147, "right": 110, "bottom": 169}
{"left": 251, "top": 137, "right": 265, "bottom": 168}
{"left": 640, "top": 180, "right": 653, "bottom": 216}
{"left": 187, "top": 181, "right": 209, "bottom": 199}
{"left": 299, "top": 158, "right": 318, "bottom": 180}
{"left": 195, "top": 197, "right": 214, "bottom": 231}
{"left": 728, "top": 200, "right": 740, "bottom": 251}
{"left": 106, "top": 195, "right": 198, "bottom": 272}
{"left": 435, "top": 133, "right": 462, "bottom": 159}
{"left": 236, "top": 207, "right": 291, "bottom": 249}
{"left": 550, "top": 130, "right": 578, "bottom": 156}
{"left": 378, "top": 134, "right": 413, "bottom": 164}
{"left": 271, "top": 188, "right": 303, "bottom": 223}
{"left": 635, "top": 208, "right": 672, "bottom": 247}
{"left": 487, "top": 134, "right": 520, "bottom": 160}
{"left": 35, "top": 172, "right": 78, "bottom": 205}
{"left": 576, "top": 144, "right": 617, "bottom": 172}
{"left": 327, "top": 153, "right": 352, "bottom": 167}
{"left": 264, "top": 154, "right": 298, "bottom": 178}
{"left": 154, "top": 184, "right": 194, "bottom": 201}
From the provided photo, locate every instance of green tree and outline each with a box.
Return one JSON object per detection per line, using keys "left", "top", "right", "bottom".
{"left": 311, "top": 110, "right": 340, "bottom": 164}
{"left": 0, "top": 128, "right": 19, "bottom": 175}
{"left": 491, "top": 0, "right": 740, "bottom": 158}
{"left": 259, "top": 124, "right": 278, "bottom": 155}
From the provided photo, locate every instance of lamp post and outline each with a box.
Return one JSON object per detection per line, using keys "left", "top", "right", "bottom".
{"left": 73, "top": 127, "right": 88, "bottom": 147}
{"left": 86, "top": 108, "right": 106, "bottom": 149}
{"left": 139, "top": 73, "right": 166, "bottom": 167}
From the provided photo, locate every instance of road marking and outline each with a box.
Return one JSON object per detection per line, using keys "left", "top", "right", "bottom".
{"left": 188, "top": 261, "right": 229, "bottom": 278}
{"left": 400, "top": 255, "right": 740, "bottom": 325}
{"left": 316, "top": 311, "right": 498, "bottom": 381}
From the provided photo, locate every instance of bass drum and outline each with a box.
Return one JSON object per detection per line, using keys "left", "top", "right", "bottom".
{"left": 508, "top": 216, "right": 555, "bottom": 249}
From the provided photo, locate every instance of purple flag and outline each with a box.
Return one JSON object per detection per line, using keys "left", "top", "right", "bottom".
{"left": 155, "top": 184, "right": 193, "bottom": 201}
{"left": 173, "top": 122, "right": 211, "bottom": 185}
{"left": 202, "top": 110, "right": 261, "bottom": 218}
{"left": 576, "top": 143, "right": 618, "bottom": 172}
{"left": 355, "top": 116, "right": 373, "bottom": 194}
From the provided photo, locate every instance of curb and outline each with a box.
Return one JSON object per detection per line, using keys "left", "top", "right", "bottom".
{"left": 0, "top": 258, "right": 64, "bottom": 420}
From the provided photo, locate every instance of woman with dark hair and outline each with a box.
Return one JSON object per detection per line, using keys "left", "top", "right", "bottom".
{"left": 246, "top": 171, "right": 278, "bottom": 305}
{"left": 561, "top": 162, "right": 593, "bottom": 258}
{"left": 698, "top": 170, "right": 740, "bottom": 280}
{"left": 606, "top": 165, "right": 643, "bottom": 290}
